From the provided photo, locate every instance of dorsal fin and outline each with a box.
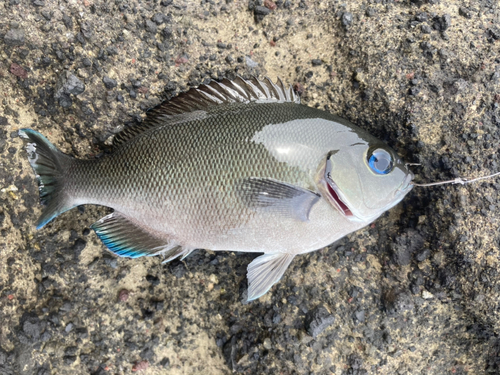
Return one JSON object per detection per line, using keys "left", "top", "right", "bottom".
{"left": 112, "top": 76, "right": 300, "bottom": 148}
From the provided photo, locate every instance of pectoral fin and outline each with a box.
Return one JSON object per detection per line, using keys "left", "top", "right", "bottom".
{"left": 246, "top": 253, "right": 295, "bottom": 301}
{"left": 237, "top": 178, "right": 320, "bottom": 222}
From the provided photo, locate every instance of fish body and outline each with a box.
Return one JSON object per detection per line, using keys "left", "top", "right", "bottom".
{"left": 20, "top": 77, "right": 413, "bottom": 300}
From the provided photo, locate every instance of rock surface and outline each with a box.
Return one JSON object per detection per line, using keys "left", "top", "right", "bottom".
{"left": 1, "top": 0, "right": 500, "bottom": 374}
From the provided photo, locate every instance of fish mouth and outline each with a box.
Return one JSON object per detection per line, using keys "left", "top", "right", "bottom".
{"left": 325, "top": 179, "right": 354, "bottom": 217}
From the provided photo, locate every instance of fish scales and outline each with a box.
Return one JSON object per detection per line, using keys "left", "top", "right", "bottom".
{"left": 69, "top": 102, "right": 331, "bottom": 249}
{"left": 19, "top": 77, "right": 413, "bottom": 300}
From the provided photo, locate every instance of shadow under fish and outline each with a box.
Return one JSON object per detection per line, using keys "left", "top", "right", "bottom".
{"left": 20, "top": 76, "right": 429, "bottom": 301}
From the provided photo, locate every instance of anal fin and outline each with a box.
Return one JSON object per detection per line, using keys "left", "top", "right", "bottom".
{"left": 91, "top": 212, "right": 185, "bottom": 260}
{"left": 247, "top": 253, "right": 295, "bottom": 301}
{"left": 157, "top": 245, "right": 195, "bottom": 263}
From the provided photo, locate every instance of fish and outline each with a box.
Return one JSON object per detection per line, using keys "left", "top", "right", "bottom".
{"left": 19, "top": 76, "right": 414, "bottom": 301}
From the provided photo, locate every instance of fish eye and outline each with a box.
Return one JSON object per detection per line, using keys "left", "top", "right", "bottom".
{"left": 367, "top": 148, "right": 393, "bottom": 175}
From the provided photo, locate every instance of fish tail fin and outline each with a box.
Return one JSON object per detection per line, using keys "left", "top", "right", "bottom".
{"left": 19, "top": 129, "right": 75, "bottom": 229}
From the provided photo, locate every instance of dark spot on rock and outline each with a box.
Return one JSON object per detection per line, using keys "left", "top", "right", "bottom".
{"left": 72, "top": 238, "right": 86, "bottom": 257}
{"left": 58, "top": 93, "right": 72, "bottom": 108}
{"left": 146, "top": 275, "right": 160, "bottom": 286}
{"left": 254, "top": 6, "right": 271, "bottom": 23}
{"left": 64, "top": 346, "right": 78, "bottom": 356}
{"left": 140, "top": 347, "right": 154, "bottom": 360}
{"left": 63, "top": 356, "right": 76, "bottom": 365}
{"left": 383, "top": 289, "right": 415, "bottom": 316}
{"left": 458, "top": 7, "right": 472, "bottom": 19}
{"left": 366, "top": 8, "right": 376, "bottom": 17}
{"left": 416, "top": 248, "right": 431, "bottom": 262}
{"left": 488, "top": 27, "right": 500, "bottom": 41}
{"left": 21, "top": 313, "right": 42, "bottom": 341}
{"left": 304, "top": 305, "right": 335, "bottom": 338}
{"left": 409, "top": 87, "right": 420, "bottom": 96}
{"left": 167, "top": 261, "right": 187, "bottom": 278}
{"left": 434, "top": 14, "right": 451, "bottom": 31}
{"left": 160, "top": 357, "right": 170, "bottom": 367}
{"left": 391, "top": 229, "right": 424, "bottom": 266}
{"left": 62, "top": 14, "right": 73, "bottom": 29}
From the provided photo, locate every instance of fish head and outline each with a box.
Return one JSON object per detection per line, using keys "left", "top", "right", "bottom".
{"left": 317, "top": 141, "right": 413, "bottom": 223}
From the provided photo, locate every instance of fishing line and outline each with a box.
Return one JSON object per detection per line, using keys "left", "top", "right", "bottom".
{"left": 410, "top": 165, "right": 500, "bottom": 187}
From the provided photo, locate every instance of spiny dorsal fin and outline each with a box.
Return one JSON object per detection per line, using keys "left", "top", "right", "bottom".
{"left": 112, "top": 76, "right": 300, "bottom": 148}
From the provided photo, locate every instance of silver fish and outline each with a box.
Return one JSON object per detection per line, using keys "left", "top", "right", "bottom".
{"left": 19, "top": 77, "right": 414, "bottom": 301}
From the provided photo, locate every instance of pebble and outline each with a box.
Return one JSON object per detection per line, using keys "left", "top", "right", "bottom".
{"left": 146, "top": 275, "right": 160, "bottom": 286}
{"left": 132, "top": 360, "right": 149, "bottom": 372}
{"left": 9, "top": 63, "right": 27, "bottom": 79}
{"left": 152, "top": 13, "right": 166, "bottom": 25}
{"left": 383, "top": 290, "right": 415, "bottom": 315}
{"left": 145, "top": 20, "right": 157, "bottom": 34}
{"left": 366, "top": 8, "right": 376, "bottom": 17}
{"left": 416, "top": 248, "right": 431, "bottom": 262}
{"left": 245, "top": 56, "right": 258, "bottom": 68}
{"left": 458, "top": 7, "right": 472, "bottom": 19}
{"left": 254, "top": 6, "right": 271, "bottom": 22}
{"left": 415, "top": 12, "right": 428, "bottom": 22}
{"left": 118, "top": 289, "right": 129, "bottom": 302}
{"left": 62, "top": 14, "right": 73, "bottom": 29}
{"left": 434, "top": 14, "right": 451, "bottom": 31}
{"left": 4, "top": 28, "right": 25, "bottom": 46}
{"left": 421, "top": 24, "right": 432, "bottom": 34}
{"left": 422, "top": 290, "right": 434, "bottom": 299}
{"left": 304, "top": 305, "right": 335, "bottom": 338}
{"left": 342, "top": 12, "right": 353, "bottom": 28}
{"left": 103, "top": 76, "right": 117, "bottom": 89}
{"left": 62, "top": 74, "right": 85, "bottom": 95}
{"left": 23, "top": 320, "right": 41, "bottom": 340}
{"left": 263, "top": 338, "right": 272, "bottom": 349}
{"left": 58, "top": 94, "right": 72, "bottom": 108}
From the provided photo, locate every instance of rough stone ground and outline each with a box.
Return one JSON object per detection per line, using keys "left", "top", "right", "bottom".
{"left": 0, "top": 0, "right": 500, "bottom": 374}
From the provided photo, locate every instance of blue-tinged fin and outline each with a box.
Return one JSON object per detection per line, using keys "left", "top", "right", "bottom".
{"left": 247, "top": 253, "right": 295, "bottom": 301}
{"left": 91, "top": 213, "right": 168, "bottom": 258}
{"left": 91, "top": 212, "right": 195, "bottom": 262}
{"left": 237, "top": 177, "right": 320, "bottom": 222}
{"left": 18, "top": 129, "right": 75, "bottom": 229}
